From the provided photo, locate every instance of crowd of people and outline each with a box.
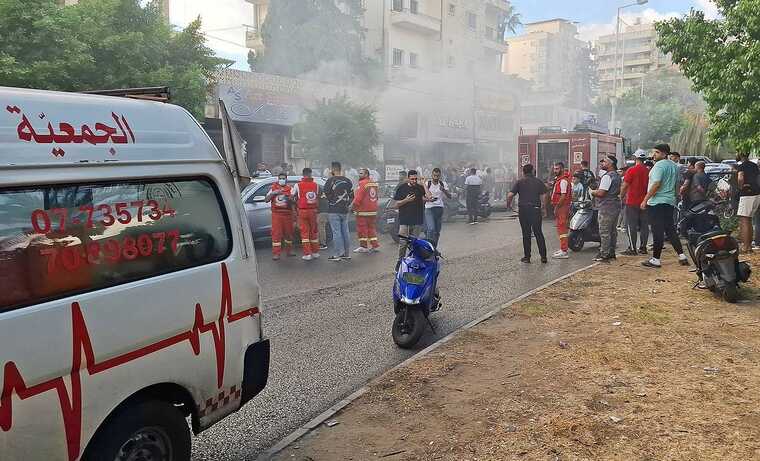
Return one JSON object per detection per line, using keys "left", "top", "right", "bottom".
{"left": 509, "top": 143, "right": 759, "bottom": 268}
{"left": 257, "top": 145, "right": 758, "bottom": 269}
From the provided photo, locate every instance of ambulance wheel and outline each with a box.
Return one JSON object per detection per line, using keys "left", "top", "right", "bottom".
{"left": 569, "top": 232, "right": 585, "bottom": 252}
{"left": 83, "top": 400, "right": 191, "bottom": 461}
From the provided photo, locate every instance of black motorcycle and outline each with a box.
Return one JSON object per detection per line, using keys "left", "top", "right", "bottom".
{"left": 680, "top": 200, "right": 751, "bottom": 303}
{"left": 446, "top": 186, "right": 492, "bottom": 221}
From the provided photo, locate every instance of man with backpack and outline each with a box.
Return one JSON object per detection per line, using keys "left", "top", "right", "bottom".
{"left": 424, "top": 167, "right": 452, "bottom": 248}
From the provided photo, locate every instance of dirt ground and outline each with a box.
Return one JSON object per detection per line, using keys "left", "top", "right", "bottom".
{"left": 275, "top": 253, "right": 760, "bottom": 461}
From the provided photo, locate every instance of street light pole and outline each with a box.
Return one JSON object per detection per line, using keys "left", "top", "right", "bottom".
{"left": 609, "top": 0, "right": 648, "bottom": 135}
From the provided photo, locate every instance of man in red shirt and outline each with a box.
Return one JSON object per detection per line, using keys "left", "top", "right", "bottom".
{"left": 620, "top": 150, "right": 650, "bottom": 255}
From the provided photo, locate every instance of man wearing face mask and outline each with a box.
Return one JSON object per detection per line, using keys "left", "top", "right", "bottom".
{"left": 351, "top": 167, "right": 380, "bottom": 253}
{"left": 266, "top": 173, "right": 295, "bottom": 260}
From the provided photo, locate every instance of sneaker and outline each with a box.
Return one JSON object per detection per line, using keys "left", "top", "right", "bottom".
{"left": 302, "top": 255, "right": 313, "bottom": 261}
{"left": 552, "top": 251, "right": 569, "bottom": 259}
{"left": 541, "top": 257, "right": 548, "bottom": 264}
{"left": 312, "top": 253, "right": 320, "bottom": 259}
{"left": 370, "top": 247, "right": 380, "bottom": 253}
{"left": 678, "top": 256, "right": 690, "bottom": 266}
{"left": 353, "top": 247, "right": 370, "bottom": 253}
{"left": 622, "top": 249, "right": 638, "bottom": 256}
{"left": 641, "top": 258, "right": 661, "bottom": 268}
{"left": 753, "top": 242, "right": 760, "bottom": 251}
{"left": 593, "top": 255, "right": 606, "bottom": 262}
{"left": 319, "top": 244, "right": 329, "bottom": 250}
{"left": 272, "top": 255, "right": 280, "bottom": 261}
{"left": 341, "top": 255, "right": 352, "bottom": 260}
{"left": 552, "top": 250, "right": 564, "bottom": 257}
{"left": 638, "top": 247, "right": 648, "bottom": 255}
{"left": 597, "top": 257, "right": 612, "bottom": 264}
{"left": 328, "top": 256, "right": 342, "bottom": 261}
{"left": 469, "top": 222, "right": 477, "bottom": 225}
{"left": 521, "top": 256, "right": 531, "bottom": 263}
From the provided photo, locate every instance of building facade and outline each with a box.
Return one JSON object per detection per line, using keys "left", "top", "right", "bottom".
{"left": 595, "top": 20, "right": 674, "bottom": 97}
{"left": 227, "top": 0, "right": 524, "bottom": 172}
{"left": 502, "top": 19, "right": 584, "bottom": 94}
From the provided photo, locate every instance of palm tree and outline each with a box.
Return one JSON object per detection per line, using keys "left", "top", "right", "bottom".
{"left": 498, "top": 4, "right": 522, "bottom": 39}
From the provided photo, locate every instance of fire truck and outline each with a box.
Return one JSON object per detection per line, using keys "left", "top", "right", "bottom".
{"left": 518, "top": 125, "right": 625, "bottom": 182}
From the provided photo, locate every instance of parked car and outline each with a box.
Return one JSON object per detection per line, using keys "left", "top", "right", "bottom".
{"left": 705, "top": 162, "right": 733, "bottom": 175}
{"left": 680, "top": 155, "right": 713, "bottom": 165}
{"left": 242, "top": 176, "right": 390, "bottom": 242}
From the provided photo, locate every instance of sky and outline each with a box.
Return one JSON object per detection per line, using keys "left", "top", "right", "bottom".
{"left": 168, "top": 0, "right": 720, "bottom": 71}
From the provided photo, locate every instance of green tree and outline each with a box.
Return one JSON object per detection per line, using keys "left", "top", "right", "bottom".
{"left": 565, "top": 43, "right": 597, "bottom": 110}
{"left": 300, "top": 95, "right": 381, "bottom": 167}
{"left": 594, "top": 70, "right": 698, "bottom": 148}
{"left": 656, "top": 1, "right": 760, "bottom": 152}
{"left": 0, "top": 0, "right": 225, "bottom": 119}
{"left": 252, "top": 0, "right": 379, "bottom": 85}
{"left": 497, "top": 4, "right": 522, "bottom": 38}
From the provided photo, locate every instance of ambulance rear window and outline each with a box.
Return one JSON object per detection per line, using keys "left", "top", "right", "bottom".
{"left": 0, "top": 178, "right": 231, "bottom": 312}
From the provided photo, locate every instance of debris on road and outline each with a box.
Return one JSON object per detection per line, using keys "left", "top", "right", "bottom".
{"left": 609, "top": 415, "right": 623, "bottom": 423}
{"left": 559, "top": 340, "right": 570, "bottom": 349}
{"left": 325, "top": 420, "right": 340, "bottom": 427}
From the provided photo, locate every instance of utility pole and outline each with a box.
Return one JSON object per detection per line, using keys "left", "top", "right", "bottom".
{"left": 610, "top": 0, "right": 648, "bottom": 135}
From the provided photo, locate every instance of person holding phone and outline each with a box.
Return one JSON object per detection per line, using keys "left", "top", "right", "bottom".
{"left": 393, "top": 169, "right": 430, "bottom": 259}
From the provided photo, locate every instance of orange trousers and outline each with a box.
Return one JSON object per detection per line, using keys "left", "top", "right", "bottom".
{"left": 271, "top": 212, "right": 294, "bottom": 257}
{"left": 555, "top": 203, "right": 570, "bottom": 252}
{"left": 356, "top": 215, "right": 379, "bottom": 249}
{"left": 297, "top": 209, "right": 320, "bottom": 256}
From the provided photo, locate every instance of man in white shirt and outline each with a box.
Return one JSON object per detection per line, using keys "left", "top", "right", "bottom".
{"left": 424, "top": 167, "right": 451, "bottom": 247}
{"left": 464, "top": 168, "right": 483, "bottom": 224}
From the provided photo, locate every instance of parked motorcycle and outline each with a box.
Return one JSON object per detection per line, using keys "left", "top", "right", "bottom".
{"left": 381, "top": 200, "right": 401, "bottom": 243}
{"left": 568, "top": 199, "right": 600, "bottom": 251}
{"left": 680, "top": 200, "right": 750, "bottom": 303}
{"left": 445, "top": 187, "right": 492, "bottom": 221}
{"left": 392, "top": 235, "right": 442, "bottom": 349}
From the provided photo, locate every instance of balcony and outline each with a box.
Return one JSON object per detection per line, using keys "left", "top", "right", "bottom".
{"left": 390, "top": 8, "right": 441, "bottom": 35}
{"left": 485, "top": 0, "right": 510, "bottom": 11}
{"left": 483, "top": 27, "right": 508, "bottom": 53}
{"left": 246, "top": 28, "right": 264, "bottom": 51}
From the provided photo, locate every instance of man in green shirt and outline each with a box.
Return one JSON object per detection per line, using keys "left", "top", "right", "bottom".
{"left": 640, "top": 143, "right": 689, "bottom": 268}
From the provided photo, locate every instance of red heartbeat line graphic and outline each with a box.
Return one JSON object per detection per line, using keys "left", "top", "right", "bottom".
{"left": 0, "top": 263, "right": 259, "bottom": 461}
{"left": 5, "top": 105, "right": 20, "bottom": 114}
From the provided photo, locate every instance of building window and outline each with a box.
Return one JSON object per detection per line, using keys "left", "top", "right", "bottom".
{"left": 467, "top": 12, "right": 477, "bottom": 30}
{"left": 0, "top": 178, "right": 232, "bottom": 312}
{"left": 409, "top": 0, "right": 418, "bottom": 14}
{"left": 448, "top": 3, "right": 455, "bottom": 15}
{"left": 447, "top": 55, "right": 456, "bottom": 67}
{"left": 392, "top": 0, "right": 403, "bottom": 12}
{"left": 393, "top": 48, "right": 404, "bottom": 67}
{"left": 409, "top": 52, "right": 418, "bottom": 68}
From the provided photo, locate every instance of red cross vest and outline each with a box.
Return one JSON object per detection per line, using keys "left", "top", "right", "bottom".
{"left": 551, "top": 172, "right": 571, "bottom": 206}
{"left": 270, "top": 183, "right": 292, "bottom": 214}
{"left": 296, "top": 178, "right": 319, "bottom": 210}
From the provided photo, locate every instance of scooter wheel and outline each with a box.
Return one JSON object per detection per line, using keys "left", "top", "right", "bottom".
{"left": 569, "top": 232, "right": 585, "bottom": 252}
{"left": 722, "top": 285, "right": 739, "bottom": 303}
{"left": 392, "top": 308, "right": 426, "bottom": 349}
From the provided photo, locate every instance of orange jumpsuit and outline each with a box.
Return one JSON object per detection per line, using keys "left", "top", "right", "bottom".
{"left": 352, "top": 177, "right": 380, "bottom": 249}
{"left": 268, "top": 183, "right": 294, "bottom": 257}
{"left": 293, "top": 178, "right": 321, "bottom": 256}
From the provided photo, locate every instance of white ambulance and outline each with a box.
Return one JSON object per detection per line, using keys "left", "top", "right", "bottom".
{"left": 0, "top": 87, "right": 270, "bottom": 460}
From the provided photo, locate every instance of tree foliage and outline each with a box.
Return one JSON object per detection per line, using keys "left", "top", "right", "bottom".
{"left": 497, "top": 4, "right": 522, "bottom": 38}
{"left": 300, "top": 95, "right": 381, "bottom": 167}
{"left": 656, "top": 1, "right": 760, "bottom": 152}
{"left": 0, "top": 0, "right": 225, "bottom": 119}
{"left": 594, "top": 70, "right": 703, "bottom": 149}
{"left": 251, "top": 0, "right": 379, "bottom": 85}
{"left": 565, "top": 43, "right": 597, "bottom": 110}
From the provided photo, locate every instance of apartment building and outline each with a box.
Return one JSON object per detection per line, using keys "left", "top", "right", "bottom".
{"left": 595, "top": 20, "right": 674, "bottom": 97}
{"left": 244, "top": 0, "right": 268, "bottom": 55}
{"left": 502, "top": 19, "right": 584, "bottom": 93}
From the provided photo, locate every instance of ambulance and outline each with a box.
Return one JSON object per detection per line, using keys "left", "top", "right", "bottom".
{"left": 0, "top": 86, "right": 270, "bottom": 460}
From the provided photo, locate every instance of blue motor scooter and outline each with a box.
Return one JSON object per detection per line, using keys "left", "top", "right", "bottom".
{"left": 392, "top": 235, "right": 442, "bottom": 349}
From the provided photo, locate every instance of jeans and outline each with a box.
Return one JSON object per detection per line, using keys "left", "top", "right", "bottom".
{"left": 518, "top": 205, "right": 547, "bottom": 260}
{"left": 625, "top": 205, "right": 649, "bottom": 250}
{"left": 649, "top": 204, "right": 684, "bottom": 260}
{"left": 328, "top": 213, "right": 350, "bottom": 257}
{"left": 598, "top": 207, "right": 620, "bottom": 259}
{"left": 398, "top": 224, "right": 424, "bottom": 259}
{"left": 425, "top": 207, "right": 444, "bottom": 247}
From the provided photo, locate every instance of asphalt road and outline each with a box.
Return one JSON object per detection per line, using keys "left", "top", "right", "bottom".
{"left": 191, "top": 214, "right": 596, "bottom": 460}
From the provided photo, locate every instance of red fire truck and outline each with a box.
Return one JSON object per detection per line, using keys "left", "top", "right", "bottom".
{"left": 518, "top": 127, "right": 625, "bottom": 182}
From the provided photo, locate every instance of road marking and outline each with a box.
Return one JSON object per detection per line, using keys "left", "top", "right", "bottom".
{"left": 255, "top": 262, "right": 599, "bottom": 460}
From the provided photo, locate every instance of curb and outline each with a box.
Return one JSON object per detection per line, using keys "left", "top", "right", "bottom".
{"left": 256, "top": 262, "right": 598, "bottom": 460}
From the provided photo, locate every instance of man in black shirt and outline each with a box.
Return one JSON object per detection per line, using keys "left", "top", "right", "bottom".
{"left": 323, "top": 161, "right": 354, "bottom": 261}
{"left": 507, "top": 164, "right": 548, "bottom": 264}
{"left": 393, "top": 169, "right": 429, "bottom": 259}
{"left": 737, "top": 153, "right": 760, "bottom": 252}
